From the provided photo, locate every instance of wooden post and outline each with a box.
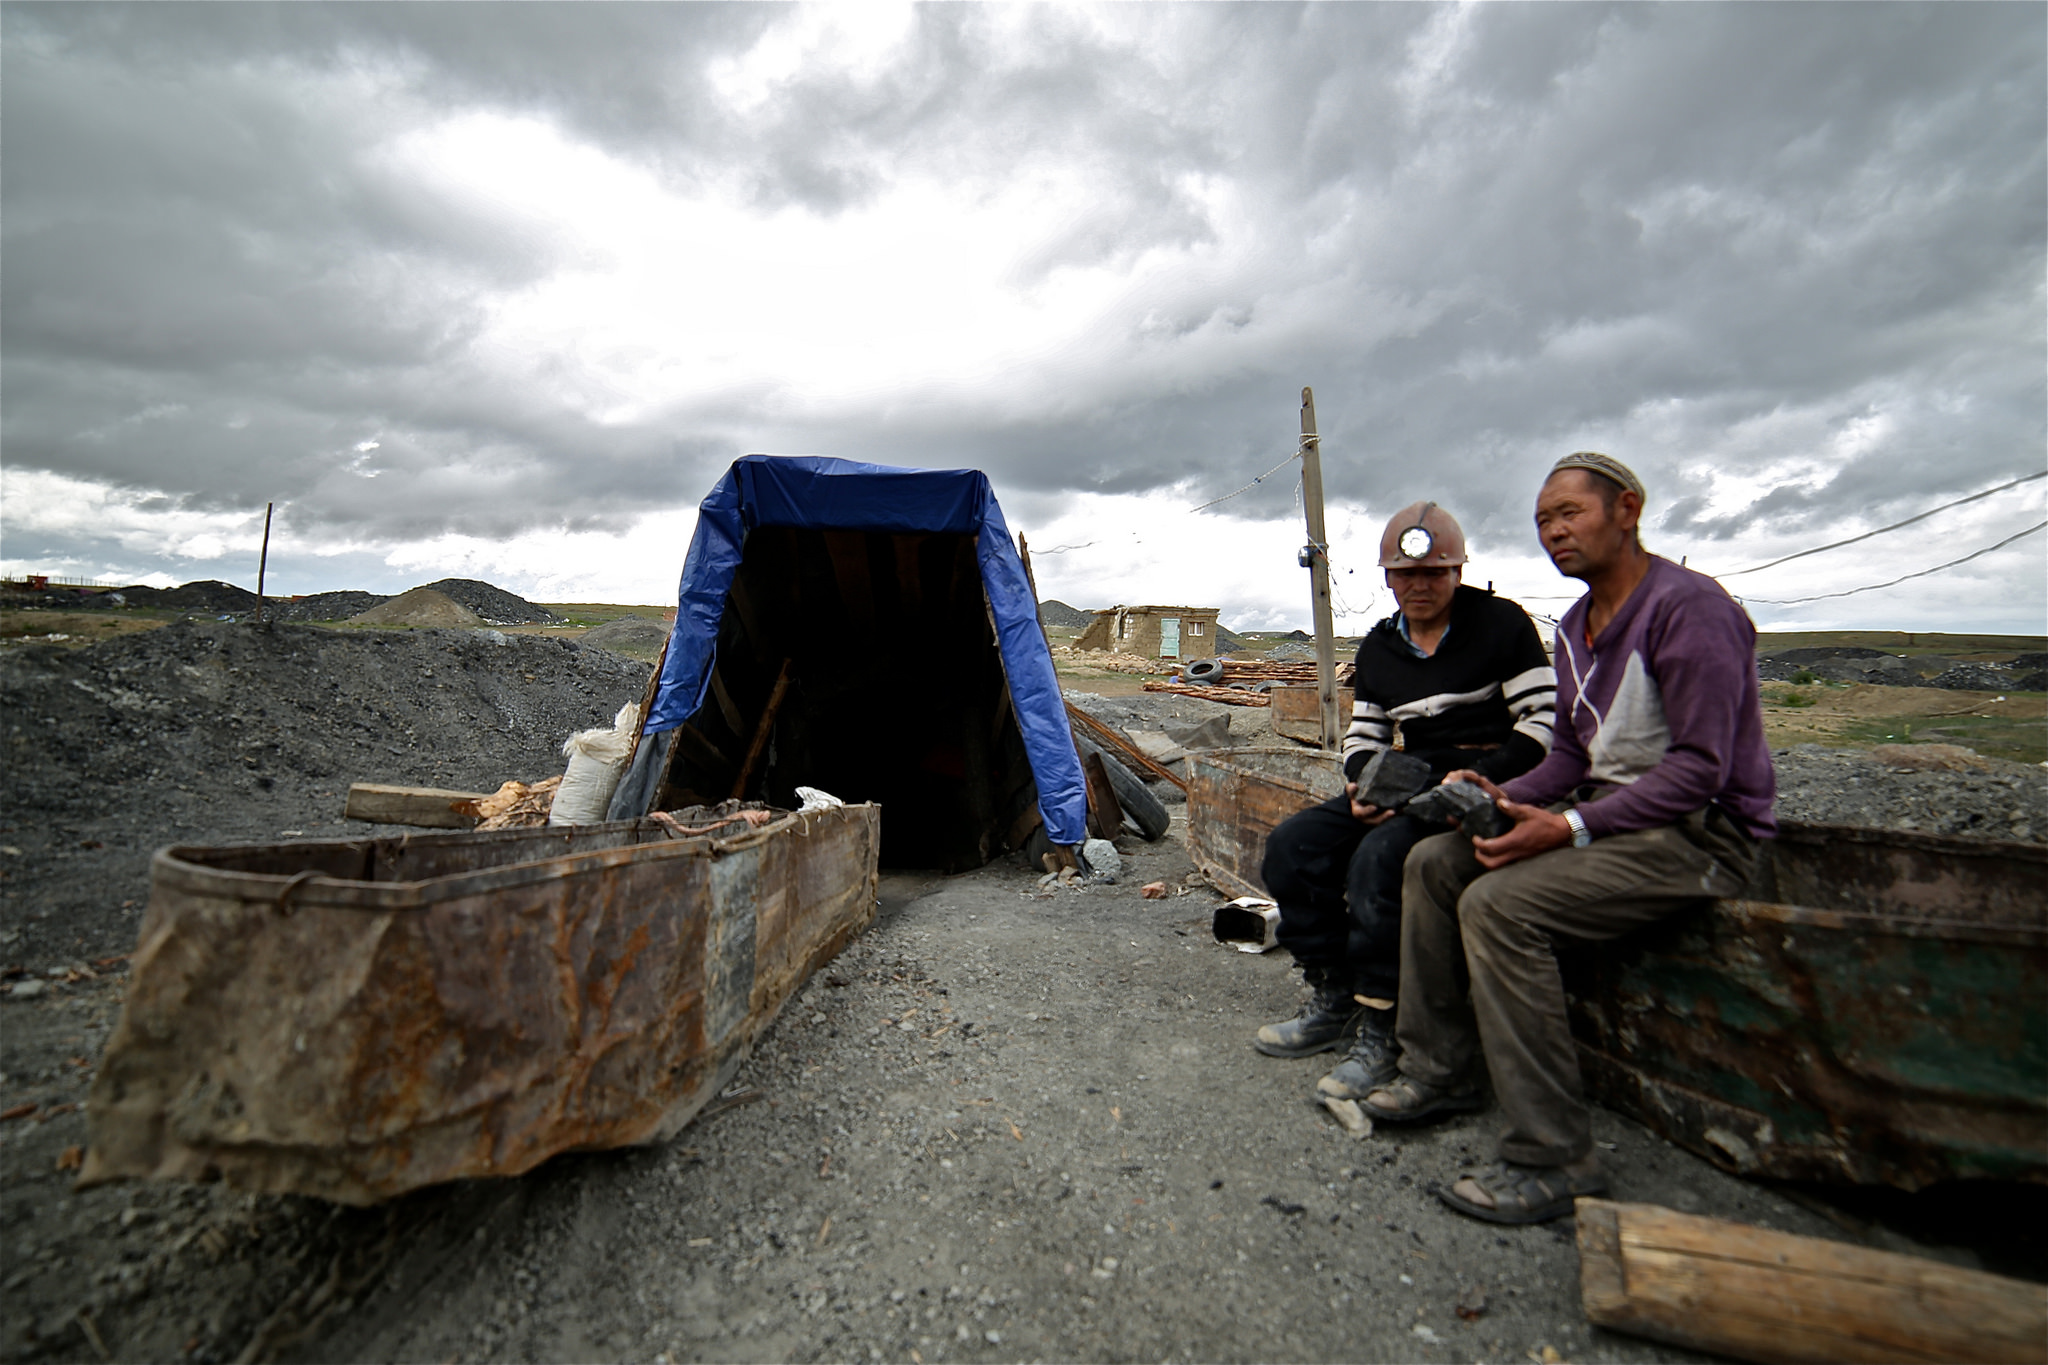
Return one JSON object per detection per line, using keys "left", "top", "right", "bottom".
{"left": 255, "top": 502, "right": 274, "bottom": 625}
{"left": 730, "top": 659, "right": 794, "bottom": 799}
{"left": 1576, "top": 1198, "right": 2048, "bottom": 1365}
{"left": 1298, "top": 389, "right": 1341, "bottom": 750}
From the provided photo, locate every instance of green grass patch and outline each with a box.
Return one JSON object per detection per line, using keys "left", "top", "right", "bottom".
{"left": 1842, "top": 709, "right": 2048, "bottom": 765}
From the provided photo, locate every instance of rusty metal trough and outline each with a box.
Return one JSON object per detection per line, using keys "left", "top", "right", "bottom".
{"left": 80, "top": 805, "right": 879, "bottom": 1205}
{"left": 1186, "top": 746, "right": 2048, "bottom": 1190}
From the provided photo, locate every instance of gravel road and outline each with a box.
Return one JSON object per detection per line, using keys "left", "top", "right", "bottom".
{"left": 0, "top": 630, "right": 2041, "bottom": 1364}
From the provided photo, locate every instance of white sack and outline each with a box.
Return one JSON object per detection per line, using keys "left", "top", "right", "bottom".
{"left": 549, "top": 702, "right": 642, "bottom": 826}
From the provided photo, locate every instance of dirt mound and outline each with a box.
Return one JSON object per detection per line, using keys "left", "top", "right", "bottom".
{"left": 1037, "top": 599, "right": 1094, "bottom": 629}
{"left": 0, "top": 620, "right": 649, "bottom": 967}
{"left": 417, "top": 578, "right": 561, "bottom": 626}
{"left": 349, "top": 588, "right": 480, "bottom": 628}
{"left": 578, "top": 615, "right": 671, "bottom": 656}
{"left": 272, "top": 590, "right": 389, "bottom": 621}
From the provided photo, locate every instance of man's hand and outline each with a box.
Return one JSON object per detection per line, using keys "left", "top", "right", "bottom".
{"left": 1441, "top": 769, "right": 1505, "bottom": 801}
{"left": 1471, "top": 799, "right": 1572, "bottom": 869}
{"left": 1344, "top": 781, "right": 1398, "bottom": 827}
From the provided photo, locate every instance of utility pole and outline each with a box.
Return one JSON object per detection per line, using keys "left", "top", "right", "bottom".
{"left": 255, "top": 502, "right": 274, "bottom": 627}
{"left": 1298, "top": 388, "right": 1341, "bottom": 749}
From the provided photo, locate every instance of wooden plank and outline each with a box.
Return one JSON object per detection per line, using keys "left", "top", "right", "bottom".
{"left": 342, "top": 783, "right": 488, "bottom": 829}
{"left": 1082, "top": 752, "right": 1124, "bottom": 840}
{"left": 730, "top": 659, "right": 794, "bottom": 799}
{"left": 1067, "top": 702, "right": 1188, "bottom": 792}
{"left": 1575, "top": 1198, "right": 2048, "bottom": 1365}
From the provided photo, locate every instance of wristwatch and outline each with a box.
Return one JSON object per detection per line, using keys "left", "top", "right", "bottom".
{"left": 1563, "top": 808, "right": 1593, "bottom": 849}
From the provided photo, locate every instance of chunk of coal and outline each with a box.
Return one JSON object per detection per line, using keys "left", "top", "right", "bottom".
{"left": 1357, "top": 750, "right": 1434, "bottom": 810}
{"left": 1405, "top": 779, "right": 1514, "bottom": 840}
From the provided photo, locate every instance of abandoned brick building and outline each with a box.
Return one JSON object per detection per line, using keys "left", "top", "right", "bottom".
{"left": 1073, "top": 605, "right": 1222, "bottom": 661}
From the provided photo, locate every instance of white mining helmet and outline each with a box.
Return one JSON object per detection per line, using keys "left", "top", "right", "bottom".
{"left": 1377, "top": 501, "right": 1468, "bottom": 568}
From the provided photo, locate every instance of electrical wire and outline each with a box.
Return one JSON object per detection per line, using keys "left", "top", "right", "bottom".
{"left": 1741, "top": 520, "right": 2045, "bottom": 605}
{"left": 1715, "top": 470, "right": 2046, "bottom": 577}
{"left": 1187, "top": 442, "right": 1309, "bottom": 514}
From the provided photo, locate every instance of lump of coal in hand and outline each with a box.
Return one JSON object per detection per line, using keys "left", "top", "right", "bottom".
{"left": 1357, "top": 750, "right": 1435, "bottom": 810}
{"left": 1406, "top": 779, "right": 1515, "bottom": 840}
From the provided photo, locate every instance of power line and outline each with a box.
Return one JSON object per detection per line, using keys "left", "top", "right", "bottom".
{"left": 1741, "top": 520, "right": 2046, "bottom": 605}
{"left": 1715, "top": 470, "right": 2046, "bottom": 577}
{"left": 1187, "top": 445, "right": 1305, "bottom": 514}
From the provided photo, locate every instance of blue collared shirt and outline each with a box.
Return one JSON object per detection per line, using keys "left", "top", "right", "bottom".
{"left": 1395, "top": 614, "right": 1449, "bottom": 658}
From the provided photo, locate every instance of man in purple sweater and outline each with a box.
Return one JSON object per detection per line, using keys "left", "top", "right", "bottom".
{"left": 1361, "top": 451, "right": 1776, "bottom": 1224}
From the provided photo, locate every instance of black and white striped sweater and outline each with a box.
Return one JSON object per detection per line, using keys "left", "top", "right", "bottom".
{"left": 1341, "top": 585, "right": 1557, "bottom": 786}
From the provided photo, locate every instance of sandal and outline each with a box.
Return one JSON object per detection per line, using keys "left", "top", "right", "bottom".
{"left": 1359, "top": 1074, "right": 1484, "bottom": 1125}
{"left": 1436, "top": 1159, "right": 1608, "bottom": 1225}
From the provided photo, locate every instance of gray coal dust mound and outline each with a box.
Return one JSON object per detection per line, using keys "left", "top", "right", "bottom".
{"left": 270, "top": 590, "right": 390, "bottom": 621}
{"left": 0, "top": 622, "right": 649, "bottom": 967}
{"left": 577, "top": 615, "right": 671, "bottom": 656}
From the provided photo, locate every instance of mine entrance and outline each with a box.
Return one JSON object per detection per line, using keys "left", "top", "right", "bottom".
{"left": 652, "top": 525, "right": 1041, "bottom": 872}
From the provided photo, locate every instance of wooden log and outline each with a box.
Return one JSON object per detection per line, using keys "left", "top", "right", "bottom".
{"left": 1575, "top": 1198, "right": 2048, "bottom": 1365}
{"left": 342, "top": 784, "right": 489, "bottom": 829}
{"left": 730, "top": 658, "right": 794, "bottom": 799}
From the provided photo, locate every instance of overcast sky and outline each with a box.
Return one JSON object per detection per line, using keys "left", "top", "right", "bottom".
{"left": 4, "top": 2, "right": 2043, "bottom": 633}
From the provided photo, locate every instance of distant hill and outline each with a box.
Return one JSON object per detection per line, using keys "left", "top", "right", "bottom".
{"left": 1037, "top": 600, "right": 1095, "bottom": 629}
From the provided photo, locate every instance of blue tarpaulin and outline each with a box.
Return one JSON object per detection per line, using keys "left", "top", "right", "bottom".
{"left": 634, "top": 454, "right": 1087, "bottom": 847}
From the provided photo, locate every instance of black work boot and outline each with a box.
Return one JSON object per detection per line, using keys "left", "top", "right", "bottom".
{"left": 1254, "top": 969, "right": 1362, "bottom": 1058}
{"left": 1315, "top": 1003, "right": 1400, "bottom": 1099}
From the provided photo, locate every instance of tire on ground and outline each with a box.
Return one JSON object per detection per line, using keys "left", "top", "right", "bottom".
{"left": 1075, "top": 736, "right": 1172, "bottom": 841}
{"left": 1183, "top": 657, "right": 1225, "bottom": 684}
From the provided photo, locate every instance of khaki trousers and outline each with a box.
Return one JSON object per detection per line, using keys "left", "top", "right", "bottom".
{"left": 1395, "top": 800, "right": 1759, "bottom": 1166}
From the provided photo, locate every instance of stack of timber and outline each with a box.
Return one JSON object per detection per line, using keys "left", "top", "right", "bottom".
{"left": 1143, "top": 680, "right": 1273, "bottom": 706}
{"left": 1577, "top": 1199, "right": 2047, "bottom": 1364}
{"left": 1213, "top": 658, "right": 1356, "bottom": 686}
{"left": 81, "top": 802, "right": 881, "bottom": 1204}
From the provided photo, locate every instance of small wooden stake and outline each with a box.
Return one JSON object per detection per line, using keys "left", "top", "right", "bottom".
{"left": 254, "top": 502, "right": 274, "bottom": 625}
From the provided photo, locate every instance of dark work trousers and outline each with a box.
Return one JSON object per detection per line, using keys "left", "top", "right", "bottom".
{"left": 1261, "top": 796, "right": 1434, "bottom": 999}
{"left": 1396, "top": 799, "right": 1759, "bottom": 1167}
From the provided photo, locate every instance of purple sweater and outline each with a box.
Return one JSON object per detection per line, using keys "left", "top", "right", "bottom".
{"left": 1502, "top": 556, "right": 1777, "bottom": 840}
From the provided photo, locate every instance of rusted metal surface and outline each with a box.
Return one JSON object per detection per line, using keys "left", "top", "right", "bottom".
{"left": 80, "top": 805, "right": 880, "bottom": 1206}
{"left": 1185, "top": 747, "right": 1344, "bottom": 898}
{"left": 1268, "top": 685, "right": 1355, "bottom": 746}
{"left": 1184, "top": 748, "right": 2048, "bottom": 1190}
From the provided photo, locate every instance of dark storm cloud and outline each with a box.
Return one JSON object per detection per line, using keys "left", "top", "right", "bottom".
{"left": 2, "top": 2, "right": 2041, "bottom": 574}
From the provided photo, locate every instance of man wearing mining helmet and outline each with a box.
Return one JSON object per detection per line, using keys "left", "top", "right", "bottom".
{"left": 1362, "top": 452, "right": 1776, "bottom": 1224}
{"left": 1255, "top": 501, "right": 1556, "bottom": 1106}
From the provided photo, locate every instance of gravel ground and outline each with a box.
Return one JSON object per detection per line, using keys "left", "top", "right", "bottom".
{"left": 0, "top": 639, "right": 2041, "bottom": 1364}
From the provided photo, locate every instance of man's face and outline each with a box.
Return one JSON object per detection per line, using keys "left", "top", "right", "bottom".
{"left": 1386, "top": 565, "right": 1459, "bottom": 625}
{"left": 1535, "top": 471, "right": 1637, "bottom": 580}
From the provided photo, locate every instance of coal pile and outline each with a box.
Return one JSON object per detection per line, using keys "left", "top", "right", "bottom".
{"left": 0, "top": 621, "right": 648, "bottom": 966}
{"left": 271, "top": 590, "right": 389, "bottom": 621}
{"left": 417, "top": 577, "right": 562, "bottom": 625}
{"left": 93, "top": 579, "right": 259, "bottom": 616}
{"left": 1928, "top": 663, "right": 2048, "bottom": 692}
